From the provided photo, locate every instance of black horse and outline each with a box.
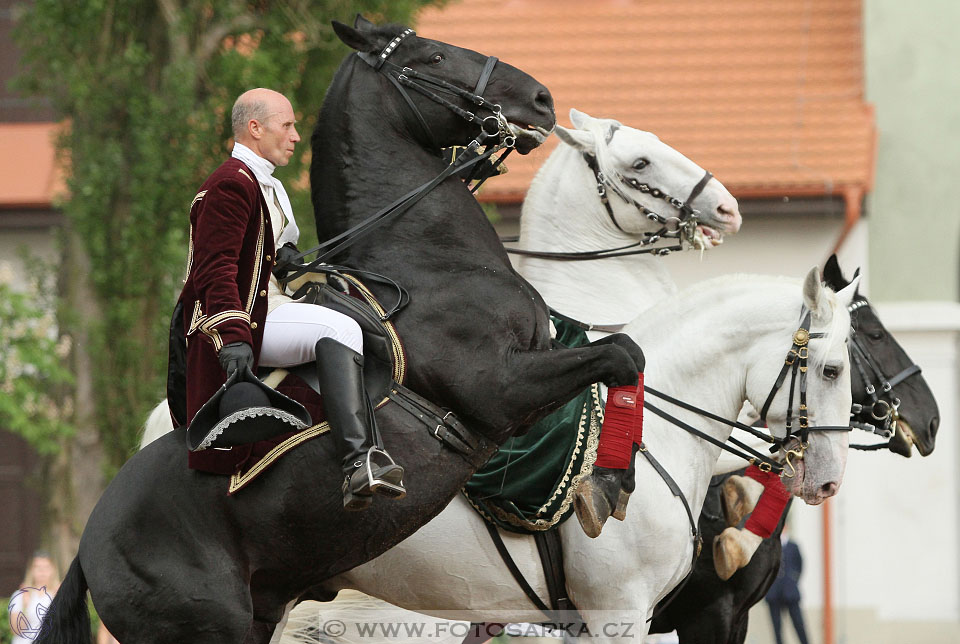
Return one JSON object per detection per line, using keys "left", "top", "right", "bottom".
{"left": 821, "top": 256, "right": 939, "bottom": 457}
{"left": 38, "top": 18, "right": 643, "bottom": 644}
{"left": 649, "top": 256, "right": 940, "bottom": 644}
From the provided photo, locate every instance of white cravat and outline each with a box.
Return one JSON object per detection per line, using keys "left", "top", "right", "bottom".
{"left": 231, "top": 142, "right": 300, "bottom": 247}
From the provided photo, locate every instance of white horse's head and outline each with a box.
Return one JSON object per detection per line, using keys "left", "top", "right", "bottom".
{"left": 554, "top": 108, "right": 741, "bottom": 246}
{"left": 744, "top": 268, "right": 859, "bottom": 505}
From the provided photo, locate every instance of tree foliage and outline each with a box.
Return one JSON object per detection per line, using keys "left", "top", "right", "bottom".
{"left": 0, "top": 258, "right": 73, "bottom": 454}
{"left": 13, "top": 0, "right": 443, "bottom": 472}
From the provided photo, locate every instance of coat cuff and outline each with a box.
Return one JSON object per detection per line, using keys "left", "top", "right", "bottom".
{"left": 188, "top": 302, "right": 252, "bottom": 352}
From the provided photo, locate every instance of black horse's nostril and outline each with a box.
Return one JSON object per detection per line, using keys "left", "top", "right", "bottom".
{"left": 534, "top": 88, "right": 554, "bottom": 115}
{"left": 929, "top": 416, "right": 940, "bottom": 437}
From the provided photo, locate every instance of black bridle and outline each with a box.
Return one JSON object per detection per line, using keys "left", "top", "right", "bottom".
{"left": 757, "top": 308, "right": 853, "bottom": 474}
{"left": 356, "top": 28, "right": 511, "bottom": 153}
{"left": 847, "top": 298, "right": 922, "bottom": 443}
{"left": 278, "top": 29, "right": 517, "bottom": 285}
{"left": 503, "top": 132, "right": 714, "bottom": 261}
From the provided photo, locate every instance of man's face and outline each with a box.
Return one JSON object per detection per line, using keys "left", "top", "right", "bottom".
{"left": 256, "top": 99, "right": 300, "bottom": 167}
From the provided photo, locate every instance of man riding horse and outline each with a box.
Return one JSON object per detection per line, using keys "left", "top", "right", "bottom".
{"left": 166, "top": 87, "right": 404, "bottom": 510}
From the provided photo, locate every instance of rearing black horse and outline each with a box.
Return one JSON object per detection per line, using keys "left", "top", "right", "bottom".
{"left": 37, "top": 17, "right": 642, "bottom": 644}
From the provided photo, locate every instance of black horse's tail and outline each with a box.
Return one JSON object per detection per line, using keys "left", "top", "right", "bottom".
{"left": 35, "top": 556, "right": 92, "bottom": 644}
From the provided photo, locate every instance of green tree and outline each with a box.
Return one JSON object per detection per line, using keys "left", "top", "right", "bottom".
{"left": 13, "top": 0, "right": 443, "bottom": 564}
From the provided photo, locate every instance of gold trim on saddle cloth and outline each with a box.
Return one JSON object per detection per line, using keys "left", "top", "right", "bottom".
{"left": 226, "top": 274, "right": 406, "bottom": 493}
{"left": 465, "top": 383, "right": 604, "bottom": 531}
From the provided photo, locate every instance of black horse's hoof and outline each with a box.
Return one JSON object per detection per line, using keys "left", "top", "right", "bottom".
{"left": 574, "top": 466, "right": 624, "bottom": 537}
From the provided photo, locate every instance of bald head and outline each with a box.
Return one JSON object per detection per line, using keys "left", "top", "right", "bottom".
{"left": 232, "top": 88, "right": 300, "bottom": 166}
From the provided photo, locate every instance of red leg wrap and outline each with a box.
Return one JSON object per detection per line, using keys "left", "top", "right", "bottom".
{"left": 594, "top": 373, "right": 644, "bottom": 469}
{"left": 743, "top": 464, "right": 791, "bottom": 538}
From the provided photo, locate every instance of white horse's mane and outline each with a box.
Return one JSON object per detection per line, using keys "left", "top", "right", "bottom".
{"left": 638, "top": 273, "right": 850, "bottom": 373}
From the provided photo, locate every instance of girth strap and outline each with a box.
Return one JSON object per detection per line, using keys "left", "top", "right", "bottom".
{"left": 637, "top": 444, "right": 701, "bottom": 623}
{"left": 482, "top": 522, "right": 589, "bottom": 631}
{"left": 387, "top": 384, "right": 494, "bottom": 469}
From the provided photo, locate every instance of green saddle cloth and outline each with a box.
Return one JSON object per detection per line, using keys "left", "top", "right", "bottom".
{"left": 463, "top": 318, "right": 604, "bottom": 533}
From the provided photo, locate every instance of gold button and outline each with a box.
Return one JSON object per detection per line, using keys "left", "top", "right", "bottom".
{"left": 265, "top": 255, "right": 272, "bottom": 262}
{"left": 251, "top": 322, "right": 258, "bottom": 329}
{"left": 259, "top": 289, "right": 267, "bottom": 297}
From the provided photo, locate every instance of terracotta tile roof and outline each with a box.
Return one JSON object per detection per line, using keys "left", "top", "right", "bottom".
{"left": 415, "top": 0, "right": 876, "bottom": 202}
{"left": 0, "top": 122, "right": 64, "bottom": 208}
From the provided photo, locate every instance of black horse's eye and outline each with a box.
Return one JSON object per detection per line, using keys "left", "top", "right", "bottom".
{"left": 866, "top": 329, "right": 884, "bottom": 341}
{"left": 429, "top": 52, "right": 444, "bottom": 64}
{"left": 632, "top": 158, "right": 649, "bottom": 170}
{"left": 822, "top": 364, "right": 842, "bottom": 381}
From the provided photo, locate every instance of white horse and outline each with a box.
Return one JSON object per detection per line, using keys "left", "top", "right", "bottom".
{"left": 515, "top": 108, "right": 741, "bottom": 333}
{"left": 299, "top": 271, "right": 857, "bottom": 644}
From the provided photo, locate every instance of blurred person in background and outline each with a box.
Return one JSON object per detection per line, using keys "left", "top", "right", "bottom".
{"left": 764, "top": 524, "right": 808, "bottom": 644}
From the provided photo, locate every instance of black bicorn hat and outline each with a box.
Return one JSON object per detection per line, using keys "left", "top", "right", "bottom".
{"left": 186, "top": 366, "right": 312, "bottom": 452}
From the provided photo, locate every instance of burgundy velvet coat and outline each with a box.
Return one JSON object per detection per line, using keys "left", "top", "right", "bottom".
{"left": 167, "top": 158, "right": 275, "bottom": 427}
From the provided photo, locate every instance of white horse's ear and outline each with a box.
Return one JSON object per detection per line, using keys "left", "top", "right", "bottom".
{"left": 554, "top": 124, "right": 596, "bottom": 153}
{"left": 569, "top": 108, "right": 595, "bottom": 130}
{"left": 835, "top": 275, "right": 862, "bottom": 308}
{"left": 802, "top": 266, "right": 824, "bottom": 315}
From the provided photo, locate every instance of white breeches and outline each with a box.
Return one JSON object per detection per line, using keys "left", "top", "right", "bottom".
{"left": 259, "top": 303, "right": 363, "bottom": 367}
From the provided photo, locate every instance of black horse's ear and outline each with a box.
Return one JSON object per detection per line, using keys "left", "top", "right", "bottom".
{"left": 354, "top": 13, "right": 376, "bottom": 30}
{"left": 332, "top": 20, "right": 378, "bottom": 53}
{"left": 822, "top": 253, "right": 847, "bottom": 290}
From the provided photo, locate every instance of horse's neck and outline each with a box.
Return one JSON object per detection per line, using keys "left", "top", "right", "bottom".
{"left": 517, "top": 145, "right": 676, "bottom": 325}
{"left": 312, "top": 59, "right": 496, "bottom": 255}
{"left": 628, "top": 285, "right": 761, "bottom": 509}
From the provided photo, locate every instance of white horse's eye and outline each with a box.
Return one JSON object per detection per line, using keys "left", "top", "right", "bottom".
{"left": 632, "top": 158, "right": 649, "bottom": 170}
{"left": 822, "top": 364, "right": 843, "bottom": 380}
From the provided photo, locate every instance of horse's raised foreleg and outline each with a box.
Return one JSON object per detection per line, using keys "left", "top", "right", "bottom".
{"left": 492, "top": 336, "right": 642, "bottom": 432}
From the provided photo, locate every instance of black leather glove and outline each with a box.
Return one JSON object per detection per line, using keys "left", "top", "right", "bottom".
{"left": 272, "top": 242, "right": 300, "bottom": 280}
{"left": 218, "top": 341, "right": 254, "bottom": 378}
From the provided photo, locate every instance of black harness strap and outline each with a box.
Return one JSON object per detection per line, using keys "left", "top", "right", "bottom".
{"left": 643, "top": 400, "right": 783, "bottom": 476}
{"left": 637, "top": 444, "right": 702, "bottom": 623}
{"left": 387, "top": 384, "right": 494, "bottom": 469}
{"left": 482, "top": 522, "right": 551, "bottom": 616}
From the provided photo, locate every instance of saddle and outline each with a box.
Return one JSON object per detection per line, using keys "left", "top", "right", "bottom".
{"left": 188, "top": 270, "right": 407, "bottom": 492}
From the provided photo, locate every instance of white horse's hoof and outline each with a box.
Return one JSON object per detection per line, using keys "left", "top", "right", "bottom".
{"left": 721, "top": 475, "right": 763, "bottom": 527}
{"left": 713, "top": 527, "right": 763, "bottom": 580}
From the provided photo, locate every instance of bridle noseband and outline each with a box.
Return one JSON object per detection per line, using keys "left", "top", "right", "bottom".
{"left": 847, "top": 298, "right": 922, "bottom": 440}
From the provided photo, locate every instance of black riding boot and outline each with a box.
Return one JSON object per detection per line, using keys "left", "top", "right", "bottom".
{"left": 314, "top": 338, "right": 405, "bottom": 511}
